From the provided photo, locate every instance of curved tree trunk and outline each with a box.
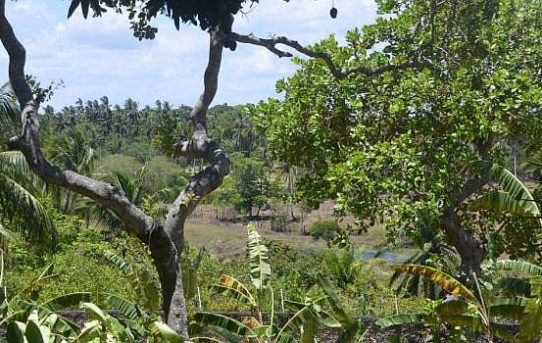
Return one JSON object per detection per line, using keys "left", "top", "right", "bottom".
{"left": 441, "top": 177, "right": 489, "bottom": 280}
{"left": 0, "top": 2, "right": 231, "bottom": 337}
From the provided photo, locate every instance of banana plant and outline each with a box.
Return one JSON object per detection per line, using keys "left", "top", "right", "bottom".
{"left": 194, "top": 224, "right": 335, "bottom": 343}
{"left": 315, "top": 275, "right": 368, "bottom": 343}
{"left": 470, "top": 161, "right": 541, "bottom": 225}
{"left": 378, "top": 264, "right": 519, "bottom": 342}
{"left": 495, "top": 259, "right": 542, "bottom": 342}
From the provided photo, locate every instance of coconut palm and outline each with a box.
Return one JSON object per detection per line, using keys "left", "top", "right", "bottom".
{"left": 0, "top": 83, "right": 57, "bottom": 253}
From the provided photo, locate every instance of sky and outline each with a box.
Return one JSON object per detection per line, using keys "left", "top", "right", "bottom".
{"left": 1, "top": 0, "right": 377, "bottom": 110}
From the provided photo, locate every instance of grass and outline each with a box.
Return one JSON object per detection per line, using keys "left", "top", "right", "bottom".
{"left": 185, "top": 214, "right": 415, "bottom": 260}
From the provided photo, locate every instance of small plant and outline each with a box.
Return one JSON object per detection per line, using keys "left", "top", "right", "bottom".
{"left": 379, "top": 264, "right": 526, "bottom": 342}
{"left": 324, "top": 244, "right": 359, "bottom": 289}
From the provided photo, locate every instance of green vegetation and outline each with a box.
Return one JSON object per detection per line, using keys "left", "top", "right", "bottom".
{"left": 309, "top": 219, "right": 341, "bottom": 247}
{"left": 1, "top": 0, "right": 542, "bottom": 341}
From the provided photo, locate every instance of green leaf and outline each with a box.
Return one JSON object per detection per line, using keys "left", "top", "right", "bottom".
{"left": 24, "top": 319, "right": 48, "bottom": 343}
{"left": 276, "top": 305, "right": 319, "bottom": 343}
{"left": 6, "top": 321, "right": 25, "bottom": 343}
{"left": 213, "top": 274, "right": 256, "bottom": 307}
{"left": 471, "top": 161, "right": 541, "bottom": 222}
{"left": 67, "top": 0, "right": 81, "bottom": 18}
{"left": 81, "top": 0, "right": 90, "bottom": 18}
{"left": 194, "top": 312, "right": 255, "bottom": 337}
{"left": 77, "top": 320, "right": 102, "bottom": 343}
{"left": 41, "top": 292, "right": 91, "bottom": 311}
{"left": 498, "top": 277, "right": 531, "bottom": 297}
{"left": 496, "top": 260, "right": 542, "bottom": 276}
{"left": 470, "top": 191, "right": 538, "bottom": 217}
{"left": 391, "top": 265, "right": 476, "bottom": 302}
{"left": 375, "top": 314, "right": 426, "bottom": 329}
{"left": 317, "top": 276, "right": 354, "bottom": 326}
{"left": 151, "top": 321, "right": 185, "bottom": 343}
{"left": 106, "top": 294, "right": 146, "bottom": 321}
{"left": 435, "top": 300, "right": 469, "bottom": 316}
{"left": 81, "top": 302, "right": 107, "bottom": 324}
{"left": 247, "top": 224, "right": 271, "bottom": 290}
{"left": 490, "top": 297, "right": 526, "bottom": 320}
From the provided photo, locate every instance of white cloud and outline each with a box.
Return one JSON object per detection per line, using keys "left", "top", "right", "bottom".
{"left": 0, "top": 0, "right": 377, "bottom": 109}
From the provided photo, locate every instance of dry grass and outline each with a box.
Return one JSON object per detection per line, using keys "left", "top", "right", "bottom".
{"left": 185, "top": 200, "right": 413, "bottom": 259}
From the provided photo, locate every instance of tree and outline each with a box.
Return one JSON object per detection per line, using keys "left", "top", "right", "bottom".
{"left": 253, "top": 0, "right": 542, "bottom": 279}
{"left": 1, "top": 0, "right": 476, "bottom": 336}
{"left": 230, "top": 154, "right": 274, "bottom": 218}
{"left": 1, "top": 0, "right": 305, "bottom": 336}
{"left": 0, "top": 0, "right": 233, "bottom": 336}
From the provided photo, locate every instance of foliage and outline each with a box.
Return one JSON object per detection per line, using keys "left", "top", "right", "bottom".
{"left": 383, "top": 261, "right": 542, "bottom": 342}
{"left": 228, "top": 154, "right": 276, "bottom": 217}
{"left": 391, "top": 225, "right": 460, "bottom": 299}
{"left": 4, "top": 213, "right": 157, "bottom": 311}
{"left": 68, "top": 0, "right": 261, "bottom": 39}
{"left": 0, "top": 151, "right": 57, "bottom": 251}
{"left": 323, "top": 246, "right": 358, "bottom": 290}
{"left": 252, "top": 0, "right": 542, "bottom": 269}
{"left": 309, "top": 220, "right": 341, "bottom": 247}
{"left": 197, "top": 225, "right": 374, "bottom": 343}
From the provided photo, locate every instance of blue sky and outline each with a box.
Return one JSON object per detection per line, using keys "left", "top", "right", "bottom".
{"left": 1, "top": 0, "right": 377, "bottom": 109}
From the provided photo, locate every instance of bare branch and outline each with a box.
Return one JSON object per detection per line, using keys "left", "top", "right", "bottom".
{"left": 230, "top": 32, "right": 432, "bottom": 79}
{"left": 164, "top": 23, "right": 231, "bottom": 252}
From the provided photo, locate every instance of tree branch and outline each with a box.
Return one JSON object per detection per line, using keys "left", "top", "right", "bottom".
{"left": 164, "top": 23, "right": 231, "bottom": 252}
{"left": 0, "top": 0, "right": 156, "bottom": 242}
{"left": 230, "top": 32, "right": 432, "bottom": 80}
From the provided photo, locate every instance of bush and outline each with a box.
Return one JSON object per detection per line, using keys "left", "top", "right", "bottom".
{"left": 309, "top": 219, "right": 341, "bottom": 247}
{"left": 270, "top": 214, "right": 290, "bottom": 233}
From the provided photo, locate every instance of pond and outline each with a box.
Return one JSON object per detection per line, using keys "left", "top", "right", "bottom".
{"left": 357, "top": 251, "right": 408, "bottom": 263}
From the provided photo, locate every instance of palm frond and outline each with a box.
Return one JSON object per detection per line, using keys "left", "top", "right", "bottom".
{"left": 0, "top": 82, "right": 18, "bottom": 126}
{"left": 0, "top": 173, "right": 56, "bottom": 249}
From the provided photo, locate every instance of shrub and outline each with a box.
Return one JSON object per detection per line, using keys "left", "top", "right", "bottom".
{"left": 309, "top": 219, "right": 341, "bottom": 247}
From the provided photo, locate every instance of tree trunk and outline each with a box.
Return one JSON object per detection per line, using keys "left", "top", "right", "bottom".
{"left": 0, "top": 4, "right": 231, "bottom": 338}
{"left": 441, "top": 207, "right": 486, "bottom": 279}
{"left": 146, "top": 221, "right": 189, "bottom": 336}
{"left": 441, "top": 177, "right": 489, "bottom": 281}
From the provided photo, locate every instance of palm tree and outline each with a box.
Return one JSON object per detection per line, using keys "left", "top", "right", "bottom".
{"left": 0, "top": 152, "right": 57, "bottom": 252}
{"left": 72, "top": 166, "right": 147, "bottom": 233}
{"left": 47, "top": 128, "right": 96, "bottom": 213}
{"left": 0, "top": 83, "right": 57, "bottom": 256}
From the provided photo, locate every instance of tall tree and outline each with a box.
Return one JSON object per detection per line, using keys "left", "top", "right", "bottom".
{"left": 0, "top": 0, "right": 436, "bottom": 336}
{"left": 254, "top": 0, "right": 542, "bottom": 278}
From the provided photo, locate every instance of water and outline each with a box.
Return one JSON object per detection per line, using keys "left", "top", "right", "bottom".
{"left": 357, "top": 251, "right": 408, "bottom": 263}
{"left": 298, "top": 247, "right": 408, "bottom": 263}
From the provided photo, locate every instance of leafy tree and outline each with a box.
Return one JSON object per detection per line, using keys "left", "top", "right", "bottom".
{"left": 0, "top": 0, "right": 428, "bottom": 336}
{"left": 309, "top": 219, "right": 341, "bottom": 248}
{"left": 230, "top": 154, "right": 274, "bottom": 218}
{"left": 253, "top": 0, "right": 542, "bottom": 278}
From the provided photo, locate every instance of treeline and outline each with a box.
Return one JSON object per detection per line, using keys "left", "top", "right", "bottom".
{"left": 38, "top": 98, "right": 298, "bottom": 223}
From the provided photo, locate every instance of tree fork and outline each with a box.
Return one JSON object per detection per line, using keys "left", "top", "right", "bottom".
{"left": 0, "top": 1, "right": 231, "bottom": 337}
